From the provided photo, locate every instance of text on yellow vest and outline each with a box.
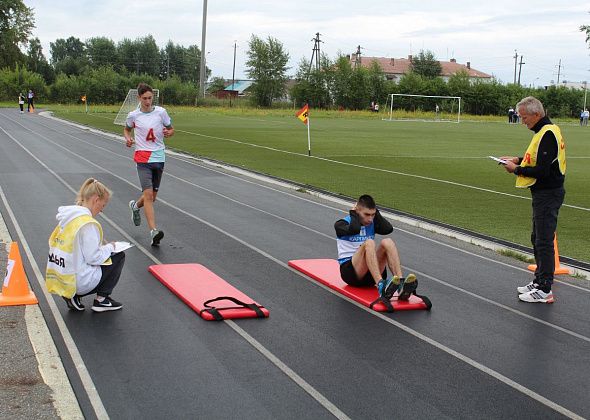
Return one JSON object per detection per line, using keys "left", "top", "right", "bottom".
{"left": 515, "top": 124, "right": 566, "bottom": 188}
{"left": 46, "top": 214, "right": 111, "bottom": 298}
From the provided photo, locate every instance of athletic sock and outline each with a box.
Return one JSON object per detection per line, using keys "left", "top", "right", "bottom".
{"left": 96, "top": 296, "right": 105, "bottom": 302}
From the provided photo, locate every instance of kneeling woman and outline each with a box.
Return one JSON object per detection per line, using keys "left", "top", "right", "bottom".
{"left": 46, "top": 178, "right": 125, "bottom": 312}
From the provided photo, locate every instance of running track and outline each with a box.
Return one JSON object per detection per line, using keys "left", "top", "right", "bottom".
{"left": 0, "top": 109, "right": 588, "bottom": 419}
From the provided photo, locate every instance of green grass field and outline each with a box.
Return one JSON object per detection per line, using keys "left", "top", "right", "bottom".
{"left": 47, "top": 104, "right": 590, "bottom": 262}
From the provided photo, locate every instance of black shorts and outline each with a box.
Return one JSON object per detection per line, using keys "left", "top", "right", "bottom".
{"left": 339, "top": 260, "right": 387, "bottom": 287}
{"left": 137, "top": 162, "right": 164, "bottom": 192}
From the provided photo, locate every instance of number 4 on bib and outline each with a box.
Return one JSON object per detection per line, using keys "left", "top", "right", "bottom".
{"left": 146, "top": 128, "right": 156, "bottom": 141}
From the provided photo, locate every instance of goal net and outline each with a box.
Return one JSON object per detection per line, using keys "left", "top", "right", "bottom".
{"left": 113, "top": 88, "right": 160, "bottom": 126}
{"left": 383, "top": 94, "right": 461, "bottom": 123}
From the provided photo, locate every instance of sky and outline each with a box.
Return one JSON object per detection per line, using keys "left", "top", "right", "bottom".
{"left": 25, "top": 0, "right": 590, "bottom": 87}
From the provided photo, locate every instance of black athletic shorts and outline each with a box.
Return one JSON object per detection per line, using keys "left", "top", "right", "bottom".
{"left": 339, "top": 259, "right": 387, "bottom": 287}
{"left": 137, "top": 162, "right": 164, "bottom": 192}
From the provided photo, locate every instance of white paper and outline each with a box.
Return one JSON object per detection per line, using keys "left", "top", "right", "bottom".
{"left": 112, "top": 241, "right": 134, "bottom": 253}
{"left": 488, "top": 156, "right": 508, "bottom": 165}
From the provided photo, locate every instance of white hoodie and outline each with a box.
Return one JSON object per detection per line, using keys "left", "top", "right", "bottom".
{"left": 55, "top": 205, "right": 114, "bottom": 295}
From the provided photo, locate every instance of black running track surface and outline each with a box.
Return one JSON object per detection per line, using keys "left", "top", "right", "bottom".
{"left": 0, "top": 109, "right": 588, "bottom": 420}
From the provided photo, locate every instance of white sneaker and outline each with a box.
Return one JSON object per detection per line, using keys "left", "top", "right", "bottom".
{"left": 518, "top": 288, "right": 554, "bottom": 304}
{"left": 517, "top": 281, "right": 539, "bottom": 294}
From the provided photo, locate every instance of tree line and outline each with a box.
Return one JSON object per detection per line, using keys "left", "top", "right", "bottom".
{"left": 1, "top": 1, "right": 587, "bottom": 116}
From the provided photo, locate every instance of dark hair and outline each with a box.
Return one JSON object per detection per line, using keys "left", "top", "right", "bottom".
{"left": 137, "top": 82, "right": 153, "bottom": 96}
{"left": 357, "top": 194, "right": 376, "bottom": 209}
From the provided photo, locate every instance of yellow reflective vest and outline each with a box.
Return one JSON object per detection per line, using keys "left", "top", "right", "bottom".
{"left": 515, "top": 124, "right": 566, "bottom": 188}
{"left": 46, "top": 214, "right": 111, "bottom": 298}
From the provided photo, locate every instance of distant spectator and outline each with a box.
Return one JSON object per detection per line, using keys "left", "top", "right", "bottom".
{"left": 508, "top": 107, "right": 515, "bottom": 124}
{"left": 27, "top": 89, "right": 34, "bottom": 112}
{"left": 374, "top": 103, "right": 379, "bottom": 113}
{"left": 580, "top": 110, "right": 584, "bottom": 126}
{"left": 583, "top": 109, "right": 589, "bottom": 126}
{"left": 18, "top": 93, "right": 25, "bottom": 114}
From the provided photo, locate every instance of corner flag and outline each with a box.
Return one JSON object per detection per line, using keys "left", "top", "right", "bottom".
{"left": 296, "top": 104, "right": 311, "bottom": 156}
{"left": 296, "top": 104, "right": 309, "bottom": 125}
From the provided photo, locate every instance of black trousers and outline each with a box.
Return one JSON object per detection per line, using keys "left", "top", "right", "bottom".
{"left": 531, "top": 187, "right": 565, "bottom": 290}
{"left": 83, "top": 252, "right": 125, "bottom": 297}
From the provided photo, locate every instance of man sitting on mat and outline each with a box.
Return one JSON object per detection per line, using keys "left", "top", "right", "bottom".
{"left": 334, "top": 194, "right": 418, "bottom": 300}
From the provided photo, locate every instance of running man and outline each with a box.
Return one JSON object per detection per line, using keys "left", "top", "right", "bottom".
{"left": 334, "top": 195, "right": 418, "bottom": 300}
{"left": 124, "top": 83, "right": 175, "bottom": 246}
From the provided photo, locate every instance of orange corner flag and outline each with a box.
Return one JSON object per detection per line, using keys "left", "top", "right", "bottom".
{"left": 0, "top": 242, "right": 38, "bottom": 306}
{"left": 296, "top": 104, "right": 309, "bottom": 125}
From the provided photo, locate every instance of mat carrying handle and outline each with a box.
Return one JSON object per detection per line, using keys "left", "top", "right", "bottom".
{"left": 200, "top": 296, "right": 266, "bottom": 321}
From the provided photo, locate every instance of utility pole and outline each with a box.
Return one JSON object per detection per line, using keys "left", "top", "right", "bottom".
{"left": 308, "top": 32, "right": 323, "bottom": 74}
{"left": 517, "top": 55, "right": 525, "bottom": 86}
{"left": 354, "top": 45, "right": 362, "bottom": 69}
{"left": 230, "top": 41, "right": 237, "bottom": 107}
{"left": 584, "top": 80, "right": 587, "bottom": 111}
{"left": 166, "top": 55, "right": 170, "bottom": 80}
{"left": 198, "top": 0, "right": 208, "bottom": 100}
{"left": 556, "top": 59, "right": 562, "bottom": 84}
{"left": 513, "top": 50, "right": 518, "bottom": 84}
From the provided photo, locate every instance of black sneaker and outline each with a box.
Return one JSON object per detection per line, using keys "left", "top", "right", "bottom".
{"left": 398, "top": 274, "right": 418, "bottom": 301}
{"left": 63, "top": 295, "right": 85, "bottom": 311}
{"left": 91, "top": 297, "right": 123, "bottom": 313}
{"left": 150, "top": 229, "right": 164, "bottom": 246}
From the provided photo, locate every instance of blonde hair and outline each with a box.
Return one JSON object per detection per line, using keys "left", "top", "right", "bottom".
{"left": 75, "top": 178, "right": 112, "bottom": 205}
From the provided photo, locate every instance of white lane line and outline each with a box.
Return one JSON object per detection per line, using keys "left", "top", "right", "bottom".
{"left": 3, "top": 116, "right": 585, "bottom": 419}
{"left": 31, "top": 113, "right": 590, "bottom": 288}
{"left": 11, "top": 115, "right": 590, "bottom": 339}
{"left": 0, "top": 181, "right": 109, "bottom": 420}
{"left": 0, "top": 121, "right": 350, "bottom": 420}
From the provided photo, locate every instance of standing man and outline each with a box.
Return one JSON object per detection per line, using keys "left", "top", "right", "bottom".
{"left": 508, "top": 107, "right": 514, "bottom": 124}
{"left": 27, "top": 89, "right": 34, "bottom": 112}
{"left": 334, "top": 195, "right": 418, "bottom": 300}
{"left": 124, "top": 83, "right": 175, "bottom": 246}
{"left": 501, "top": 96, "right": 566, "bottom": 303}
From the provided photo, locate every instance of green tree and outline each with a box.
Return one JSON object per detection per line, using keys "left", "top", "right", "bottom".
{"left": 86, "top": 37, "right": 117, "bottom": 68}
{"left": 245, "top": 35, "right": 290, "bottom": 107}
{"left": 366, "top": 60, "right": 387, "bottom": 105}
{"left": 0, "top": 0, "right": 34, "bottom": 68}
{"left": 331, "top": 55, "right": 354, "bottom": 109}
{"left": 50, "top": 37, "right": 88, "bottom": 76}
{"left": 26, "top": 37, "right": 54, "bottom": 83}
{"left": 290, "top": 55, "right": 332, "bottom": 108}
{"left": 207, "top": 76, "right": 226, "bottom": 93}
{"left": 410, "top": 50, "right": 442, "bottom": 79}
{"left": 0, "top": 65, "right": 46, "bottom": 101}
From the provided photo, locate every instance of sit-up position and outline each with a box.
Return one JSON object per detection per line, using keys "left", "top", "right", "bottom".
{"left": 334, "top": 194, "right": 417, "bottom": 300}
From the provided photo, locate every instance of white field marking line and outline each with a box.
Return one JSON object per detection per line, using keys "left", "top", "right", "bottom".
{"left": 0, "top": 120, "right": 351, "bottom": 420}
{"left": 0, "top": 182, "right": 109, "bottom": 419}
{"left": 6, "top": 118, "right": 586, "bottom": 420}
{"left": 326, "top": 155, "right": 590, "bottom": 159}
{"left": 173, "top": 128, "right": 589, "bottom": 212}
{"left": 36, "top": 111, "right": 590, "bottom": 212}
{"left": 12, "top": 113, "right": 590, "bottom": 292}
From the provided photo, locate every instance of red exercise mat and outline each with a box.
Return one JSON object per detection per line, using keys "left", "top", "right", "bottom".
{"left": 149, "top": 263, "right": 269, "bottom": 321}
{"left": 288, "top": 259, "right": 431, "bottom": 312}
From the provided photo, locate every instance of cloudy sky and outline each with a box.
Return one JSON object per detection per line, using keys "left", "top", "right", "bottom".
{"left": 26, "top": 0, "right": 590, "bottom": 87}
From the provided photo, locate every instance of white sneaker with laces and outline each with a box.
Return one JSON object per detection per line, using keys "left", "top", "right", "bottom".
{"left": 518, "top": 288, "right": 554, "bottom": 304}
{"left": 517, "top": 281, "right": 539, "bottom": 294}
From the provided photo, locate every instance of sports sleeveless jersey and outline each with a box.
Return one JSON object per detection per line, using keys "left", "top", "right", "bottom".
{"left": 126, "top": 106, "right": 172, "bottom": 163}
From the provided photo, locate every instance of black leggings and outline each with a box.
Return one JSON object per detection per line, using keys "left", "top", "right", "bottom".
{"left": 84, "top": 252, "right": 125, "bottom": 297}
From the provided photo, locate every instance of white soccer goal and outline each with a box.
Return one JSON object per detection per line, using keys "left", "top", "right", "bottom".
{"left": 383, "top": 94, "right": 461, "bottom": 123}
{"left": 113, "top": 88, "right": 160, "bottom": 126}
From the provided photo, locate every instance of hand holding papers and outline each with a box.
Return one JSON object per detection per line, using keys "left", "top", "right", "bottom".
{"left": 488, "top": 156, "right": 508, "bottom": 165}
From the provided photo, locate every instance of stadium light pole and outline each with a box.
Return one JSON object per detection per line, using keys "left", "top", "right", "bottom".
{"left": 198, "top": 0, "right": 208, "bottom": 100}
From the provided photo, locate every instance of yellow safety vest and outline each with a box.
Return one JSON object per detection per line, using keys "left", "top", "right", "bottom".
{"left": 515, "top": 124, "right": 566, "bottom": 188}
{"left": 46, "top": 214, "right": 111, "bottom": 298}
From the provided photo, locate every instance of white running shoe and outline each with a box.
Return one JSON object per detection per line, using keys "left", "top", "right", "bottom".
{"left": 518, "top": 288, "right": 554, "bottom": 304}
{"left": 517, "top": 281, "right": 539, "bottom": 294}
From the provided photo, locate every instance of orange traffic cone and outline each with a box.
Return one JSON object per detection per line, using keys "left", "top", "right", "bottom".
{"left": 527, "top": 234, "right": 570, "bottom": 275}
{"left": 0, "top": 242, "right": 38, "bottom": 306}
